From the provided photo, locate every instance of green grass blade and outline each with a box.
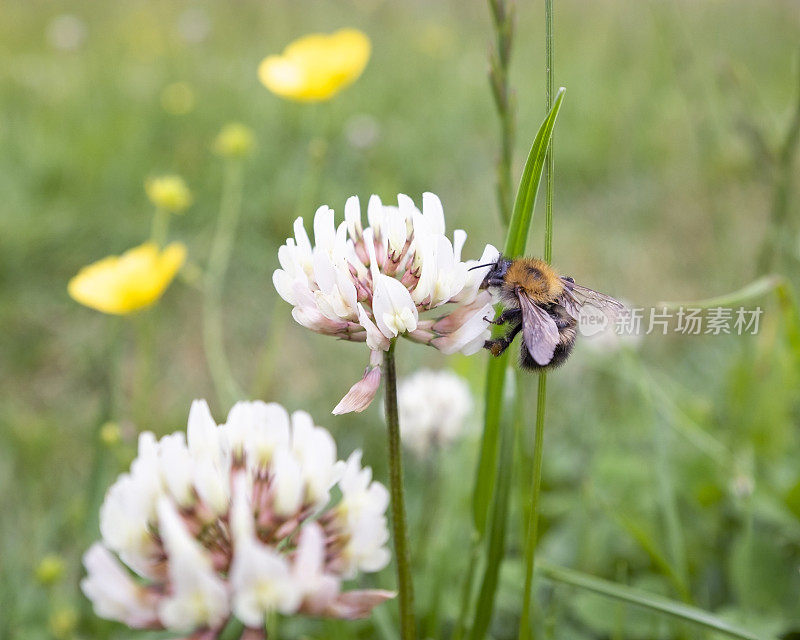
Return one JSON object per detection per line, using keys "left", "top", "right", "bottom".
{"left": 472, "top": 352, "right": 509, "bottom": 535}
{"left": 471, "top": 87, "right": 566, "bottom": 536}
{"left": 505, "top": 86, "right": 566, "bottom": 258}
{"left": 468, "top": 369, "right": 515, "bottom": 640}
{"left": 539, "top": 563, "right": 771, "bottom": 640}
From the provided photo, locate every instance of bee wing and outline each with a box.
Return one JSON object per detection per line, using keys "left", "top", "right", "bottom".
{"left": 518, "top": 292, "right": 560, "bottom": 366}
{"left": 559, "top": 278, "right": 627, "bottom": 322}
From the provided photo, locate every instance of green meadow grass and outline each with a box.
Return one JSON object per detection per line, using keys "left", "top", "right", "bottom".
{"left": 1, "top": 0, "right": 799, "bottom": 638}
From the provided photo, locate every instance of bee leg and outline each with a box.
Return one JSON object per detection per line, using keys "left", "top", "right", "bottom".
{"left": 484, "top": 321, "right": 523, "bottom": 357}
{"left": 485, "top": 307, "right": 523, "bottom": 326}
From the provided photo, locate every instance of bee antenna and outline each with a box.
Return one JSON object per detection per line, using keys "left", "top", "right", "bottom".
{"left": 469, "top": 262, "right": 496, "bottom": 271}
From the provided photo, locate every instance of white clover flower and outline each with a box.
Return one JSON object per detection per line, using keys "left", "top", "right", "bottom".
{"left": 82, "top": 400, "right": 394, "bottom": 637}
{"left": 273, "top": 192, "right": 499, "bottom": 414}
{"left": 397, "top": 369, "right": 473, "bottom": 457}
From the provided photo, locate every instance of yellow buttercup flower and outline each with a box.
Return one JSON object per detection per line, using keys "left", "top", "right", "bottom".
{"left": 258, "top": 28, "right": 371, "bottom": 102}
{"left": 68, "top": 242, "right": 186, "bottom": 315}
{"left": 145, "top": 175, "right": 192, "bottom": 213}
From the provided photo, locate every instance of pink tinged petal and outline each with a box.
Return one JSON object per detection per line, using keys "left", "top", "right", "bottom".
{"left": 357, "top": 303, "right": 390, "bottom": 351}
{"left": 81, "top": 544, "right": 160, "bottom": 628}
{"left": 432, "top": 301, "right": 493, "bottom": 355}
{"left": 291, "top": 306, "right": 349, "bottom": 334}
{"left": 432, "top": 291, "right": 493, "bottom": 333}
{"left": 332, "top": 363, "right": 382, "bottom": 415}
{"left": 405, "top": 327, "right": 435, "bottom": 344}
{"left": 325, "top": 590, "right": 396, "bottom": 620}
{"left": 240, "top": 629, "right": 267, "bottom": 640}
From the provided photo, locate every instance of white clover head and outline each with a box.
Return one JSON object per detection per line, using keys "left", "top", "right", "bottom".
{"left": 273, "top": 192, "right": 499, "bottom": 414}
{"left": 397, "top": 369, "right": 473, "bottom": 457}
{"left": 82, "top": 400, "right": 394, "bottom": 637}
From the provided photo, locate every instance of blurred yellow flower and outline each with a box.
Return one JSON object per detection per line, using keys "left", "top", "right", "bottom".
{"left": 161, "top": 81, "right": 196, "bottom": 115}
{"left": 49, "top": 606, "right": 77, "bottom": 640}
{"left": 258, "top": 28, "right": 371, "bottom": 102}
{"left": 68, "top": 242, "right": 186, "bottom": 315}
{"left": 145, "top": 175, "right": 192, "bottom": 213}
{"left": 214, "top": 122, "right": 255, "bottom": 158}
{"left": 36, "top": 554, "right": 66, "bottom": 586}
{"left": 99, "top": 421, "right": 122, "bottom": 446}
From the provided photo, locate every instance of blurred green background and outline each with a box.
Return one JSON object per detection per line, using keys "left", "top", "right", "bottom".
{"left": 2, "top": 0, "right": 800, "bottom": 638}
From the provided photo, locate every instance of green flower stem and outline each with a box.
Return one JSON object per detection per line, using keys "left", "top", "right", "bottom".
{"left": 452, "top": 536, "right": 480, "bottom": 640}
{"left": 149, "top": 206, "right": 170, "bottom": 248}
{"left": 83, "top": 319, "right": 124, "bottom": 536}
{"left": 294, "top": 104, "right": 333, "bottom": 220}
{"left": 543, "top": 0, "right": 555, "bottom": 264}
{"left": 488, "top": 0, "right": 516, "bottom": 225}
{"left": 519, "top": 2, "right": 556, "bottom": 636}
{"left": 382, "top": 339, "right": 416, "bottom": 640}
{"left": 519, "top": 371, "right": 547, "bottom": 640}
{"left": 203, "top": 160, "right": 246, "bottom": 407}
{"left": 80, "top": 318, "right": 124, "bottom": 620}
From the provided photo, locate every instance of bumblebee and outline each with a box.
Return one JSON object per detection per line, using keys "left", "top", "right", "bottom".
{"left": 476, "top": 256, "right": 625, "bottom": 370}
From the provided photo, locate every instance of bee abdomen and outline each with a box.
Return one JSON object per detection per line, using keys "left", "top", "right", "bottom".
{"left": 519, "top": 332, "right": 576, "bottom": 370}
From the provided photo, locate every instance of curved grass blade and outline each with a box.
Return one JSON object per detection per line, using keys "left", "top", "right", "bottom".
{"left": 539, "top": 563, "right": 771, "bottom": 640}
{"left": 658, "top": 274, "right": 784, "bottom": 310}
{"left": 505, "top": 86, "right": 566, "bottom": 258}
{"left": 472, "top": 86, "right": 566, "bottom": 537}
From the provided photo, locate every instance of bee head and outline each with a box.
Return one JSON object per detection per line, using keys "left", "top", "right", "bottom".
{"left": 470, "top": 255, "right": 511, "bottom": 289}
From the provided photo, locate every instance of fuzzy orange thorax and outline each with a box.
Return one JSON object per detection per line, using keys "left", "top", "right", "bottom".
{"left": 504, "top": 257, "right": 564, "bottom": 303}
